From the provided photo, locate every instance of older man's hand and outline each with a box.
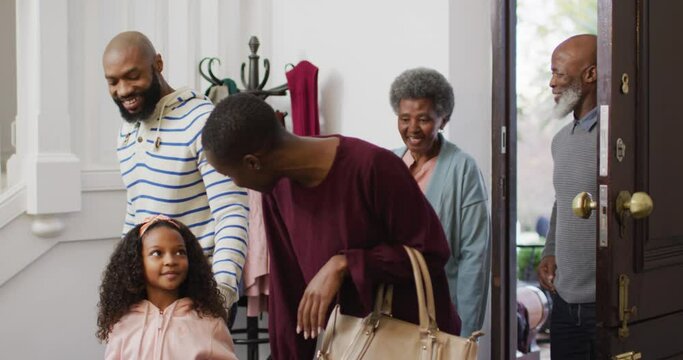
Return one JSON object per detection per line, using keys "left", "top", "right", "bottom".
{"left": 537, "top": 255, "right": 557, "bottom": 292}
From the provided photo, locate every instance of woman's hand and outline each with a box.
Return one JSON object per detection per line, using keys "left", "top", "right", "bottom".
{"left": 297, "top": 254, "right": 348, "bottom": 339}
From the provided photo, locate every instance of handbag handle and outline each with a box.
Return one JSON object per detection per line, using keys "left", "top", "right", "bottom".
{"left": 372, "top": 246, "right": 437, "bottom": 331}
{"left": 365, "top": 246, "right": 431, "bottom": 332}
{"left": 402, "top": 246, "right": 438, "bottom": 332}
{"left": 404, "top": 246, "right": 438, "bottom": 331}
{"left": 317, "top": 246, "right": 439, "bottom": 358}
{"left": 372, "top": 283, "right": 394, "bottom": 316}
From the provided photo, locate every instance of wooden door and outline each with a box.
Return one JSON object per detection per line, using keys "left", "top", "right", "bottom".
{"left": 492, "top": 0, "right": 517, "bottom": 358}
{"left": 596, "top": 0, "right": 683, "bottom": 358}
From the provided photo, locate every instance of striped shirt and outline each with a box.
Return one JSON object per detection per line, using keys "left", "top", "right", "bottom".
{"left": 116, "top": 88, "right": 248, "bottom": 307}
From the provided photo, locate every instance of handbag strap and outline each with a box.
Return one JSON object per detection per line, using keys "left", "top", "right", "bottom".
{"left": 406, "top": 246, "right": 438, "bottom": 331}
{"left": 372, "top": 283, "right": 394, "bottom": 316}
{"left": 402, "top": 245, "right": 430, "bottom": 332}
{"left": 369, "top": 283, "right": 394, "bottom": 325}
{"left": 381, "top": 284, "right": 393, "bottom": 315}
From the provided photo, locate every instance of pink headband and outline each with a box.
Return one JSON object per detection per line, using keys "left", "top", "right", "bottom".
{"left": 138, "top": 215, "right": 181, "bottom": 237}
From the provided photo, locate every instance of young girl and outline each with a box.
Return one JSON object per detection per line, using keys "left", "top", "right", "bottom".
{"left": 97, "top": 215, "right": 238, "bottom": 360}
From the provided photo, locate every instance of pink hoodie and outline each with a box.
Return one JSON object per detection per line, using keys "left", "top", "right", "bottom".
{"left": 105, "top": 298, "right": 238, "bottom": 360}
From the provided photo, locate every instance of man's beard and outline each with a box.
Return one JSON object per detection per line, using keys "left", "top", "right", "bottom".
{"left": 552, "top": 81, "right": 582, "bottom": 119}
{"left": 114, "top": 71, "right": 162, "bottom": 123}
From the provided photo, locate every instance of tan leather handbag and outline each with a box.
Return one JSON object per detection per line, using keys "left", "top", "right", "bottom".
{"left": 316, "top": 246, "right": 483, "bottom": 360}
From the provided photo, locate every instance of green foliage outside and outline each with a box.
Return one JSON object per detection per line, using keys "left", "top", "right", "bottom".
{"left": 517, "top": 243, "right": 544, "bottom": 281}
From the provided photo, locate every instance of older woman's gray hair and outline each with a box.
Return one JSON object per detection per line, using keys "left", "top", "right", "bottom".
{"left": 389, "top": 67, "right": 455, "bottom": 121}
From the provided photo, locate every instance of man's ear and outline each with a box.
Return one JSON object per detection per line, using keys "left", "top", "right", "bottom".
{"left": 154, "top": 53, "right": 163, "bottom": 73}
{"left": 243, "top": 154, "right": 262, "bottom": 171}
{"left": 584, "top": 64, "right": 597, "bottom": 84}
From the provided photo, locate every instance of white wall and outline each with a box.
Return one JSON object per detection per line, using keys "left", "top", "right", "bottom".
{"left": 264, "top": 0, "right": 449, "bottom": 149}
{"left": 0, "top": 237, "right": 117, "bottom": 358}
{"left": 449, "top": 0, "right": 493, "bottom": 192}
{"left": 0, "top": 1, "right": 493, "bottom": 359}
{"left": 0, "top": 190, "right": 125, "bottom": 359}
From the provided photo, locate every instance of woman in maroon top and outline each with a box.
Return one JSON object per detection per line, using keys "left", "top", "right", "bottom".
{"left": 202, "top": 93, "right": 461, "bottom": 360}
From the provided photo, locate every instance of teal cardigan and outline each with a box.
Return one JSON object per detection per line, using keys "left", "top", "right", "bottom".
{"left": 394, "top": 135, "right": 491, "bottom": 336}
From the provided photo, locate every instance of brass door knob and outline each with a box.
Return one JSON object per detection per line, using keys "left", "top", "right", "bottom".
{"left": 572, "top": 192, "right": 597, "bottom": 219}
{"left": 616, "top": 191, "right": 654, "bottom": 219}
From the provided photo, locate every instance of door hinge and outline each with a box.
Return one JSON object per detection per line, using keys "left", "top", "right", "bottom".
{"left": 618, "top": 274, "right": 637, "bottom": 338}
{"left": 613, "top": 351, "right": 642, "bottom": 360}
{"left": 501, "top": 126, "right": 507, "bottom": 154}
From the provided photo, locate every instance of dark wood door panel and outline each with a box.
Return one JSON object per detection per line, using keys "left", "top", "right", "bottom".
{"left": 600, "top": 0, "right": 683, "bottom": 355}
{"left": 629, "top": 268, "right": 683, "bottom": 321}
{"left": 639, "top": 0, "right": 683, "bottom": 271}
{"left": 641, "top": 241, "right": 683, "bottom": 269}
{"left": 591, "top": 262, "right": 683, "bottom": 327}
{"left": 599, "top": 310, "right": 683, "bottom": 359}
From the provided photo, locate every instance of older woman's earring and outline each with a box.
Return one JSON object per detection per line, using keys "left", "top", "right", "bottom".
{"left": 254, "top": 163, "right": 261, "bottom": 170}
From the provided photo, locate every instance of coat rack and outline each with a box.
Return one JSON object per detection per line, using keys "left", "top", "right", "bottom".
{"left": 199, "top": 36, "right": 284, "bottom": 360}
{"left": 199, "top": 36, "right": 288, "bottom": 99}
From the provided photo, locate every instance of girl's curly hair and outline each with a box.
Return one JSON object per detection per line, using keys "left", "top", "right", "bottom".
{"left": 96, "top": 220, "right": 228, "bottom": 342}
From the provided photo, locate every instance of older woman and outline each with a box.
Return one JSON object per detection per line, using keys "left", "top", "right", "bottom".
{"left": 390, "top": 68, "right": 491, "bottom": 336}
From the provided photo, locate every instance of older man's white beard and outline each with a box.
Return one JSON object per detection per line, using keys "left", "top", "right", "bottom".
{"left": 552, "top": 85, "right": 582, "bottom": 119}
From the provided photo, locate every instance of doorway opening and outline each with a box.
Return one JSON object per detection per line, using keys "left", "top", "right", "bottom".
{"left": 513, "top": 0, "right": 596, "bottom": 358}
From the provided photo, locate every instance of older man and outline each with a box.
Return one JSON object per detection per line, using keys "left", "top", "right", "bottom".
{"left": 537, "top": 34, "right": 598, "bottom": 359}
{"left": 102, "top": 31, "right": 248, "bottom": 309}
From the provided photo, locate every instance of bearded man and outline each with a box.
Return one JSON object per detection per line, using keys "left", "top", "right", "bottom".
{"left": 537, "top": 34, "right": 598, "bottom": 360}
{"left": 102, "top": 31, "right": 248, "bottom": 310}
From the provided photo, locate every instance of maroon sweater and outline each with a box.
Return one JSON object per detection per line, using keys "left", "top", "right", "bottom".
{"left": 262, "top": 136, "right": 461, "bottom": 360}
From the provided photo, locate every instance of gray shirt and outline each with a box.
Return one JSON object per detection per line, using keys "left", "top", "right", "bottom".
{"left": 542, "top": 107, "right": 598, "bottom": 304}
